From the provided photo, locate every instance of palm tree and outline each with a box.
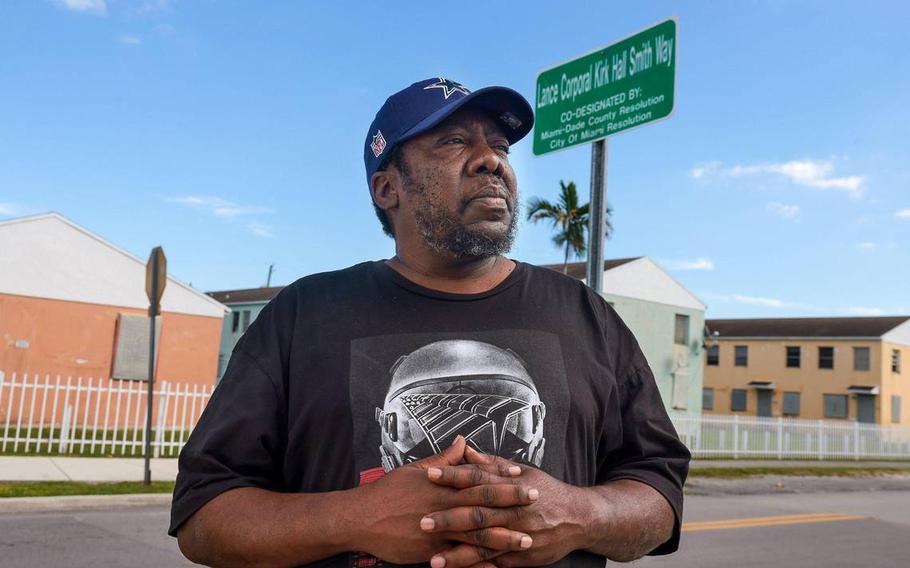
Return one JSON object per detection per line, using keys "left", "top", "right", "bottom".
{"left": 526, "top": 180, "right": 612, "bottom": 274}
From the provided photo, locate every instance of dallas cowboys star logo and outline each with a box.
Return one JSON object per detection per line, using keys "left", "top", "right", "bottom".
{"left": 423, "top": 77, "right": 470, "bottom": 99}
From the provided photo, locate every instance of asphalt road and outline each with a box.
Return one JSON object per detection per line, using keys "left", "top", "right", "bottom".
{"left": 634, "top": 490, "right": 910, "bottom": 568}
{"left": 1, "top": 490, "right": 909, "bottom": 567}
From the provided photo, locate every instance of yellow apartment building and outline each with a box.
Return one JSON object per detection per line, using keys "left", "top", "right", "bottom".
{"left": 702, "top": 317, "right": 909, "bottom": 425}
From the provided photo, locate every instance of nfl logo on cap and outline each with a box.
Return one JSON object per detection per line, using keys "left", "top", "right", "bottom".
{"left": 370, "top": 130, "right": 387, "bottom": 158}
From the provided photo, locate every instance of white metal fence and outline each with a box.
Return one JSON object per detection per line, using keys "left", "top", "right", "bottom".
{"left": 0, "top": 370, "right": 212, "bottom": 457}
{"left": 3, "top": 369, "right": 910, "bottom": 460}
{"left": 671, "top": 412, "right": 910, "bottom": 460}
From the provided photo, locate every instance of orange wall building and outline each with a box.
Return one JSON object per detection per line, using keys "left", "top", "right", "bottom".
{"left": 703, "top": 317, "right": 910, "bottom": 426}
{"left": 0, "top": 214, "right": 228, "bottom": 425}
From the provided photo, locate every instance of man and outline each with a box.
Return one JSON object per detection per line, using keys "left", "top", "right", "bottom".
{"left": 171, "top": 77, "right": 690, "bottom": 568}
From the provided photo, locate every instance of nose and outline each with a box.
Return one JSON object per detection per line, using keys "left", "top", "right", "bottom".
{"left": 467, "top": 140, "right": 504, "bottom": 178}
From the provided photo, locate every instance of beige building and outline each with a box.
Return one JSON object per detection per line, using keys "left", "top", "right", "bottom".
{"left": 702, "top": 317, "right": 910, "bottom": 425}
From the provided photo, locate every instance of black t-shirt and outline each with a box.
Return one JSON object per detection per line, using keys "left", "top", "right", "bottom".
{"left": 169, "top": 260, "right": 690, "bottom": 567}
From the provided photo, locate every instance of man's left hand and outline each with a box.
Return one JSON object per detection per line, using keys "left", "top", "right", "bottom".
{"left": 421, "top": 446, "right": 592, "bottom": 568}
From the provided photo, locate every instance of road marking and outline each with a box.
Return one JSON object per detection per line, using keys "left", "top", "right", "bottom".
{"left": 682, "top": 513, "right": 867, "bottom": 533}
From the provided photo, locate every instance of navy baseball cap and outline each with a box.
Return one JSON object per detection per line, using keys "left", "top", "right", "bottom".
{"left": 364, "top": 77, "right": 534, "bottom": 188}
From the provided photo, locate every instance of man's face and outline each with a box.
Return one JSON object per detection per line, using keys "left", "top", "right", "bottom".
{"left": 392, "top": 107, "right": 519, "bottom": 258}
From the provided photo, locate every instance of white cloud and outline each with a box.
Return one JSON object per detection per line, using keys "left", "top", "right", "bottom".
{"left": 847, "top": 306, "right": 885, "bottom": 316}
{"left": 706, "top": 293, "right": 818, "bottom": 311}
{"left": 0, "top": 202, "right": 22, "bottom": 216}
{"left": 659, "top": 257, "right": 714, "bottom": 271}
{"left": 896, "top": 209, "right": 910, "bottom": 218}
{"left": 247, "top": 222, "right": 275, "bottom": 239}
{"left": 689, "top": 162, "right": 720, "bottom": 179}
{"left": 691, "top": 159, "right": 865, "bottom": 198}
{"left": 732, "top": 295, "right": 785, "bottom": 308}
{"left": 54, "top": 0, "right": 107, "bottom": 15}
{"left": 117, "top": 34, "right": 142, "bottom": 45}
{"left": 168, "top": 195, "right": 273, "bottom": 218}
{"left": 767, "top": 202, "right": 800, "bottom": 219}
{"left": 855, "top": 242, "right": 877, "bottom": 252}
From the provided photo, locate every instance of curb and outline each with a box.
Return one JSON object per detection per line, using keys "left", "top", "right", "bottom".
{"left": 0, "top": 493, "right": 172, "bottom": 514}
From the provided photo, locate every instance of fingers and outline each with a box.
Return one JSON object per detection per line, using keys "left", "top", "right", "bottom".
{"left": 427, "top": 464, "right": 522, "bottom": 488}
{"left": 462, "top": 562, "right": 499, "bottom": 568}
{"left": 421, "top": 505, "right": 523, "bottom": 533}
{"left": 412, "top": 435, "right": 467, "bottom": 469}
{"left": 428, "top": 543, "right": 505, "bottom": 568}
{"left": 463, "top": 446, "right": 533, "bottom": 473}
{"left": 451, "top": 484, "right": 540, "bottom": 508}
{"left": 464, "top": 445, "right": 503, "bottom": 465}
{"left": 445, "top": 526, "right": 534, "bottom": 552}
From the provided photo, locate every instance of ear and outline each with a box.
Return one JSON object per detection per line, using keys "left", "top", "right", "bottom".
{"left": 370, "top": 169, "right": 400, "bottom": 213}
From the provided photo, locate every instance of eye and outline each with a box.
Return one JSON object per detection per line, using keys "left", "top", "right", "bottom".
{"left": 494, "top": 143, "right": 511, "bottom": 155}
{"left": 445, "top": 136, "right": 465, "bottom": 145}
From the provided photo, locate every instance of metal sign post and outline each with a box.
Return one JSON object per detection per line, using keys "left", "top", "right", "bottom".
{"left": 144, "top": 246, "right": 166, "bottom": 485}
{"left": 533, "top": 18, "right": 677, "bottom": 294}
{"left": 585, "top": 140, "right": 608, "bottom": 293}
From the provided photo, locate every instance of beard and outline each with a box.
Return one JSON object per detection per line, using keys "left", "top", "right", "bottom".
{"left": 406, "top": 175, "right": 519, "bottom": 259}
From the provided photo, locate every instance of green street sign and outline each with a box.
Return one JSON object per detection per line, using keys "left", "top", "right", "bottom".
{"left": 533, "top": 18, "right": 677, "bottom": 155}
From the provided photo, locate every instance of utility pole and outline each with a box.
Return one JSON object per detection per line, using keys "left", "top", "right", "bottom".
{"left": 266, "top": 263, "right": 275, "bottom": 287}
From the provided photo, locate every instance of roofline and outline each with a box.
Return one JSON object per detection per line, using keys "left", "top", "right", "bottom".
{"left": 1, "top": 212, "right": 229, "bottom": 314}
{"left": 707, "top": 316, "right": 910, "bottom": 322}
{"left": 636, "top": 257, "right": 708, "bottom": 310}
{"left": 712, "top": 336, "right": 885, "bottom": 341}
{"left": 206, "top": 286, "right": 284, "bottom": 296}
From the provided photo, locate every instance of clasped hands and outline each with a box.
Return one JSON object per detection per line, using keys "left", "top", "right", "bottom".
{"left": 360, "top": 435, "right": 591, "bottom": 568}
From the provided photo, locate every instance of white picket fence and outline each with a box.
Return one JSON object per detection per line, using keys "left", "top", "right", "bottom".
{"left": 3, "top": 369, "right": 910, "bottom": 460}
{"left": 0, "top": 370, "right": 212, "bottom": 457}
{"left": 671, "top": 413, "right": 910, "bottom": 460}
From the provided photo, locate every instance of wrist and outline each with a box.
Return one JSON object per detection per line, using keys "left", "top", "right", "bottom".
{"left": 328, "top": 483, "right": 372, "bottom": 555}
{"left": 572, "top": 485, "right": 616, "bottom": 552}
{"left": 287, "top": 483, "right": 370, "bottom": 558}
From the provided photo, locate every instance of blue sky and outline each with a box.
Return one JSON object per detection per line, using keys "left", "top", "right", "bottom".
{"left": 2, "top": 0, "right": 908, "bottom": 318}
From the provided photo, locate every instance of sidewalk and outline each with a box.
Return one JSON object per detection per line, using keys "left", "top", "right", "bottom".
{"left": 3, "top": 456, "right": 909, "bottom": 483}
{"left": 0, "top": 457, "right": 178, "bottom": 482}
{"left": 691, "top": 459, "right": 910, "bottom": 469}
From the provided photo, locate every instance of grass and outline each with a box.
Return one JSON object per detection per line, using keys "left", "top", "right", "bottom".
{"left": 0, "top": 427, "right": 185, "bottom": 458}
{"left": 1, "top": 467, "right": 907, "bottom": 499}
{"left": 690, "top": 466, "right": 910, "bottom": 479}
{"left": 0, "top": 480, "right": 175, "bottom": 498}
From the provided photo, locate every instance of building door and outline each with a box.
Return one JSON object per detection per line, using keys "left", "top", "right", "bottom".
{"left": 856, "top": 395, "right": 876, "bottom": 423}
{"left": 757, "top": 390, "right": 773, "bottom": 417}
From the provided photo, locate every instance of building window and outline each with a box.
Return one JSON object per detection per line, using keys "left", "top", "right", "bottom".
{"left": 703, "top": 387, "right": 714, "bottom": 410}
{"left": 707, "top": 345, "right": 719, "bottom": 366}
{"left": 786, "top": 346, "right": 801, "bottom": 368}
{"left": 734, "top": 345, "right": 748, "bottom": 367}
{"left": 853, "top": 347, "right": 870, "bottom": 371}
{"left": 731, "top": 389, "right": 747, "bottom": 411}
{"left": 823, "top": 394, "right": 848, "bottom": 419}
{"left": 818, "top": 346, "right": 834, "bottom": 370}
{"left": 893, "top": 350, "right": 902, "bottom": 374}
{"left": 893, "top": 395, "right": 903, "bottom": 423}
{"left": 241, "top": 310, "right": 252, "bottom": 332}
{"left": 783, "top": 392, "right": 801, "bottom": 416}
{"left": 674, "top": 314, "right": 690, "bottom": 345}
{"left": 231, "top": 311, "right": 240, "bottom": 333}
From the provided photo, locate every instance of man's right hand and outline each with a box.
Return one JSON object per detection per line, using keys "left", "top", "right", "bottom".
{"left": 356, "top": 436, "right": 538, "bottom": 566}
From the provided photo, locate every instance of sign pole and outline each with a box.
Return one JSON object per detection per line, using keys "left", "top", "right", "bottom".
{"left": 144, "top": 246, "right": 166, "bottom": 486}
{"left": 585, "top": 139, "right": 608, "bottom": 294}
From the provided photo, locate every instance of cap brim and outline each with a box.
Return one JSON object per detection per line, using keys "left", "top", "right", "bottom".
{"left": 396, "top": 86, "right": 534, "bottom": 150}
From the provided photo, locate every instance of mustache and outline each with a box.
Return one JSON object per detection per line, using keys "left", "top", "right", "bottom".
{"left": 462, "top": 178, "right": 514, "bottom": 212}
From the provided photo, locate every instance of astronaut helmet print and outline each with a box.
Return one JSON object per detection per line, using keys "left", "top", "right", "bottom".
{"left": 374, "top": 339, "right": 546, "bottom": 472}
